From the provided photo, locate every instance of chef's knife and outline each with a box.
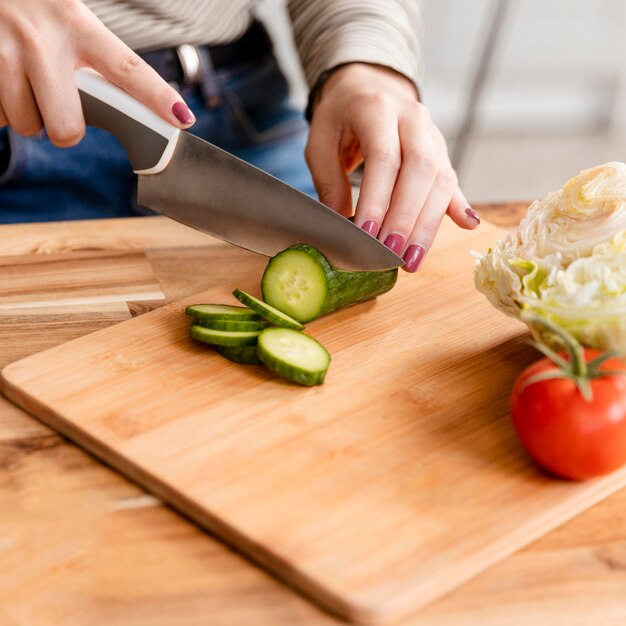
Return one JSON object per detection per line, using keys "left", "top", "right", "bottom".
{"left": 75, "top": 69, "right": 403, "bottom": 271}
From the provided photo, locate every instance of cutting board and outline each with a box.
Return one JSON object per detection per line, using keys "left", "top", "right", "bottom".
{"left": 4, "top": 220, "right": 626, "bottom": 626}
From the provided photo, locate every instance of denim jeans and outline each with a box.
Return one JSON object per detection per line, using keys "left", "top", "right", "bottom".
{"left": 0, "top": 55, "right": 315, "bottom": 223}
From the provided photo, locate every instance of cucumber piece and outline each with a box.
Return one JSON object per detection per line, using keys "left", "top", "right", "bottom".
{"left": 185, "top": 303, "right": 260, "bottom": 322}
{"left": 257, "top": 327, "right": 330, "bottom": 386}
{"left": 232, "top": 288, "right": 304, "bottom": 331}
{"left": 218, "top": 345, "right": 263, "bottom": 365}
{"left": 190, "top": 324, "right": 260, "bottom": 347}
{"left": 195, "top": 318, "right": 268, "bottom": 332}
{"left": 261, "top": 244, "right": 398, "bottom": 323}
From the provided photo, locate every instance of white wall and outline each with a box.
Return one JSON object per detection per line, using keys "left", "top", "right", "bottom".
{"left": 420, "top": 0, "right": 626, "bottom": 135}
{"left": 257, "top": 0, "right": 626, "bottom": 202}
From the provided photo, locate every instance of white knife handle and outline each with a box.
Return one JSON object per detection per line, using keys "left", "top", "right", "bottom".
{"left": 75, "top": 68, "right": 180, "bottom": 174}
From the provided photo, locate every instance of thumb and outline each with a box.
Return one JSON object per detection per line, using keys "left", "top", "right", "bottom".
{"left": 305, "top": 133, "right": 353, "bottom": 217}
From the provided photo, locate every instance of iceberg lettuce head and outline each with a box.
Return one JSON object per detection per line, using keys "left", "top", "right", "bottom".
{"left": 474, "top": 162, "right": 626, "bottom": 350}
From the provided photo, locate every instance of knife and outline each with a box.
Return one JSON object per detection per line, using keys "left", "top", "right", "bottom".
{"left": 75, "top": 69, "right": 403, "bottom": 272}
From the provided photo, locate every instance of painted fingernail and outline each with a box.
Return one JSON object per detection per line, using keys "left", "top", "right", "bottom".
{"left": 465, "top": 207, "right": 481, "bottom": 225}
{"left": 172, "top": 101, "right": 196, "bottom": 125}
{"left": 403, "top": 244, "right": 426, "bottom": 272}
{"left": 383, "top": 233, "right": 405, "bottom": 254}
{"left": 361, "top": 220, "right": 379, "bottom": 236}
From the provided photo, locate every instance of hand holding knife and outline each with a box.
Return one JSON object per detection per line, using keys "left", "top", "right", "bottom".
{"left": 76, "top": 69, "right": 403, "bottom": 272}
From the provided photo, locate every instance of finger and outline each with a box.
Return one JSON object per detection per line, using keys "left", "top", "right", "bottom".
{"left": 0, "top": 104, "right": 7, "bottom": 127}
{"left": 402, "top": 173, "right": 456, "bottom": 272}
{"left": 377, "top": 113, "right": 438, "bottom": 253}
{"left": 352, "top": 104, "right": 401, "bottom": 240}
{"left": 305, "top": 131, "right": 353, "bottom": 216}
{"left": 0, "top": 71, "right": 43, "bottom": 137}
{"left": 428, "top": 126, "right": 479, "bottom": 228}
{"left": 28, "top": 59, "right": 85, "bottom": 147}
{"left": 448, "top": 187, "right": 481, "bottom": 229}
{"left": 82, "top": 21, "right": 195, "bottom": 128}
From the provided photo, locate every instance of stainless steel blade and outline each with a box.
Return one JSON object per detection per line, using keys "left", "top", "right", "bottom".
{"left": 137, "top": 132, "right": 403, "bottom": 271}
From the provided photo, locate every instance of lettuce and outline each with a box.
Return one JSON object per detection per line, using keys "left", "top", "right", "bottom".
{"left": 474, "top": 162, "right": 626, "bottom": 350}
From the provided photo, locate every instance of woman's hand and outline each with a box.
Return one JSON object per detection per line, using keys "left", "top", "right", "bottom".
{"left": 306, "top": 63, "right": 479, "bottom": 272}
{"left": 0, "top": 0, "right": 195, "bottom": 148}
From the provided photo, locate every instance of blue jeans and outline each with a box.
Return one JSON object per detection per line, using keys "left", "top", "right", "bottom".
{"left": 0, "top": 56, "right": 315, "bottom": 223}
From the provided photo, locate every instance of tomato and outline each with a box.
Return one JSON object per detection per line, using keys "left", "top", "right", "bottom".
{"left": 511, "top": 348, "right": 626, "bottom": 480}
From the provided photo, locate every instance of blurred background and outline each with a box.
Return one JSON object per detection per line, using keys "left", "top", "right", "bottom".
{"left": 257, "top": 0, "right": 626, "bottom": 203}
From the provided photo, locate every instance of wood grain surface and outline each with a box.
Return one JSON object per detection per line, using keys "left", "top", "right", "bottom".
{"left": 0, "top": 303, "right": 131, "bottom": 368}
{"left": 4, "top": 214, "right": 626, "bottom": 625}
{"left": 0, "top": 246, "right": 165, "bottom": 365}
{"left": 2, "top": 209, "right": 626, "bottom": 626}
{"left": 0, "top": 215, "right": 214, "bottom": 257}
{"left": 0, "top": 250, "right": 163, "bottom": 308}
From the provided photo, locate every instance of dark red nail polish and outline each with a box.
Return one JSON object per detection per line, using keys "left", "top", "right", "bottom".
{"left": 361, "top": 220, "right": 379, "bottom": 236}
{"left": 172, "top": 102, "right": 196, "bottom": 125}
{"left": 383, "top": 233, "right": 405, "bottom": 254}
{"left": 403, "top": 245, "right": 426, "bottom": 272}
{"left": 465, "top": 207, "right": 481, "bottom": 225}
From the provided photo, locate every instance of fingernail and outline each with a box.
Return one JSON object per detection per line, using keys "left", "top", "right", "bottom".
{"left": 383, "top": 233, "right": 405, "bottom": 254}
{"left": 361, "top": 220, "right": 379, "bottom": 236}
{"left": 465, "top": 207, "right": 481, "bottom": 225}
{"left": 403, "top": 244, "right": 426, "bottom": 272}
{"left": 172, "top": 101, "right": 196, "bottom": 125}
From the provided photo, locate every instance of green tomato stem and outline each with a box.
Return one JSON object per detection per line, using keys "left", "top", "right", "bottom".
{"left": 586, "top": 350, "right": 623, "bottom": 374}
{"left": 520, "top": 312, "right": 626, "bottom": 403}
{"left": 526, "top": 339, "right": 569, "bottom": 370}
{"left": 524, "top": 313, "right": 588, "bottom": 377}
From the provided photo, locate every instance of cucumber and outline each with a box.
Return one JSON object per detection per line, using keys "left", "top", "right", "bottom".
{"left": 257, "top": 327, "right": 330, "bottom": 386}
{"left": 186, "top": 304, "right": 260, "bottom": 322}
{"left": 232, "top": 288, "right": 304, "bottom": 331}
{"left": 261, "top": 244, "right": 398, "bottom": 323}
{"left": 218, "top": 345, "right": 263, "bottom": 365}
{"left": 190, "top": 324, "right": 260, "bottom": 347}
{"left": 195, "top": 318, "right": 268, "bottom": 332}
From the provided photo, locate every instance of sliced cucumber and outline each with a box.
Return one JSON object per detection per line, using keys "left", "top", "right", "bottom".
{"left": 195, "top": 318, "right": 268, "bottom": 332}
{"left": 190, "top": 325, "right": 260, "bottom": 347}
{"left": 186, "top": 303, "right": 260, "bottom": 322}
{"left": 261, "top": 244, "right": 398, "bottom": 323}
{"left": 232, "top": 288, "right": 304, "bottom": 331}
{"left": 257, "top": 327, "right": 330, "bottom": 386}
{"left": 218, "top": 345, "right": 263, "bottom": 365}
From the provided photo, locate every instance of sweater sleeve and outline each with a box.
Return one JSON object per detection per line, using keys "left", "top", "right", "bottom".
{"left": 287, "top": 0, "right": 423, "bottom": 91}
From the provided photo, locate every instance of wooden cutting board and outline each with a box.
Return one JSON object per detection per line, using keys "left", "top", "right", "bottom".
{"left": 4, "top": 220, "right": 626, "bottom": 626}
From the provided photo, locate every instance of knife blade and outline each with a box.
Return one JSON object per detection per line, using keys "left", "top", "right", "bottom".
{"left": 76, "top": 69, "right": 403, "bottom": 272}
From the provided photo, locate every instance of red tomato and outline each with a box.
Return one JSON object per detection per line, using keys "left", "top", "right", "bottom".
{"left": 511, "top": 349, "right": 626, "bottom": 480}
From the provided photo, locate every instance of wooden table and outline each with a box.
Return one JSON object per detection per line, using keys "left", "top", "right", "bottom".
{"left": 1, "top": 203, "right": 625, "bottom": 626}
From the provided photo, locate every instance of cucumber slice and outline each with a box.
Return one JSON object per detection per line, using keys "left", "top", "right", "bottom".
{"left": 261, "top": 244, "right": 398, "bottom": 323}
{"left": 190, "top": 325, "right": 260, "bottom": 347}
{"left": 195, "top": 318, "right": 268, "bottom": 332}
{"left": 232, "top": 288, "right": 304, "bottom": 331}
{"left": 218, "top": 345, "right": 263, "bottom": 365}
{"left": 186, "top": 304, "right": 260, "bottom": 322}
{"left": 257, "top": 327, "right": 330, "bottom": 386}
